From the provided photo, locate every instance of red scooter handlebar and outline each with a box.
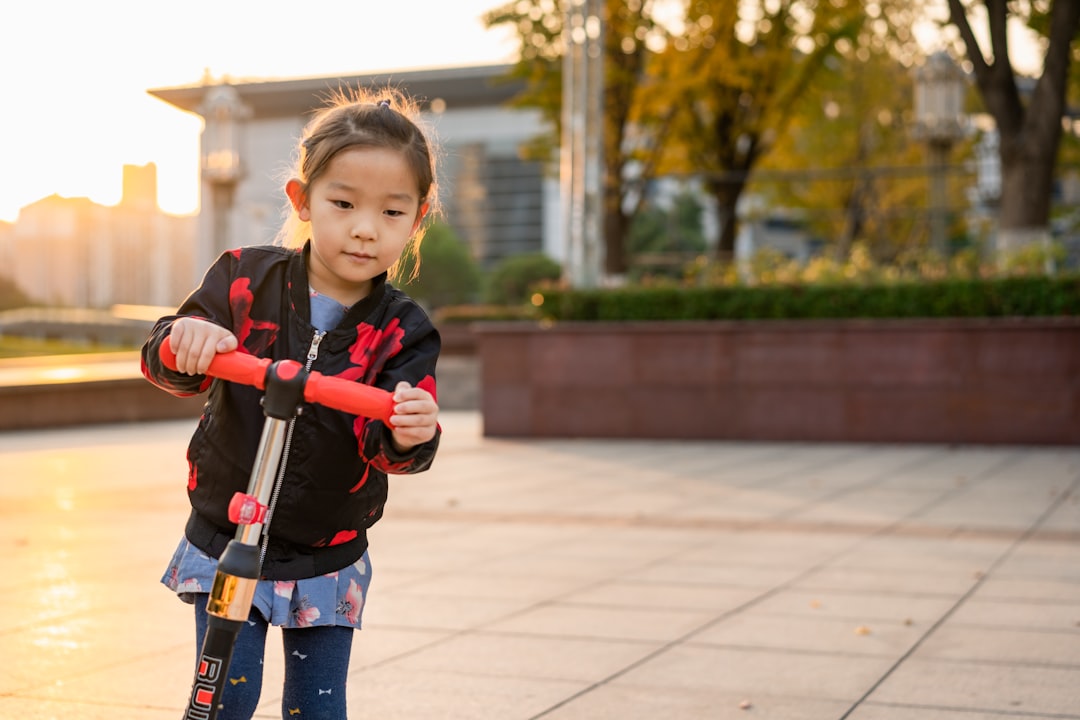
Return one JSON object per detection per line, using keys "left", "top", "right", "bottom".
{"left": 159, "top": 336, "right": 396, "bottom": 423}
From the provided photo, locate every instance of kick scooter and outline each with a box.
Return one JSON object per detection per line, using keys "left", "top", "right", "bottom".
{"left": 158, "top": 338, "right": 396, "bottom": 720}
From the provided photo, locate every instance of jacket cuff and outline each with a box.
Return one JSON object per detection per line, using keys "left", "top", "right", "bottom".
{"left": 378, "top": 423, "right": 439, "bottom": 464}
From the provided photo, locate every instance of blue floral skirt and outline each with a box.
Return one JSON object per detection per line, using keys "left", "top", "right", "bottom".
{"left": 161, "top": 538, "right": 371, "bottom": 630}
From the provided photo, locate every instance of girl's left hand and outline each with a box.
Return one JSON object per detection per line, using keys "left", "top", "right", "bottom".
{"left": 389, "top": 382, "right": 439, "bottom": 451}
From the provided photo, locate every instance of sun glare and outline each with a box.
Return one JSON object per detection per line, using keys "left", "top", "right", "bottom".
{"left": 0, "top": 0, "right": 517, "bottom": 225}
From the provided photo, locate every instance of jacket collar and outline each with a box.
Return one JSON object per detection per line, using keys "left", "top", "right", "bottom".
{"left": 289, "top": 242, "right": 389, "bottom": 334}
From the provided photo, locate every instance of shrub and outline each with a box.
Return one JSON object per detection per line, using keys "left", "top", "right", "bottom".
{"left": 484, "top": 253, "right": 563, "bottom": 305}
{"left": 433, "top": 304, "right": 540, "bottom": 323}
{"left": 534, "top": 274, "right": 1080, "bottom": 322}
{"left": 397, "top": 222, "right": 483, "bottom": 309}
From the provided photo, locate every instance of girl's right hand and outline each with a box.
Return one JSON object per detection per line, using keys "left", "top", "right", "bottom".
{"left": 168, "top": 317, "right": 239, "bottom": 375}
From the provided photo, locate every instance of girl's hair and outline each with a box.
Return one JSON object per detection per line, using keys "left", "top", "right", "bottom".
{"left": 277, "top": 86, "right": 439, "bottom": 281}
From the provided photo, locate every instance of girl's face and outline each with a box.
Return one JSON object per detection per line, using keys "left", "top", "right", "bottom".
{"left": 289, "top": 146, "right": 426, "bottom": 307}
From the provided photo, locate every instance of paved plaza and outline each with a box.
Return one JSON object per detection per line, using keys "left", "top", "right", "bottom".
{"left": 1, "top": 410, "right": 1078, "bottom": 719}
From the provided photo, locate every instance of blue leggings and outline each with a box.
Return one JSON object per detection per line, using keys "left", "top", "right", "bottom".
{"left": 193, "top": 595, "right": 354, "bottom": 720}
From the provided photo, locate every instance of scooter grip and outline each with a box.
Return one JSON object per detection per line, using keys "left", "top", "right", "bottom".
{"left": 304, "top": 372, "right": 396, "bottom": 424}
{"left": 159, "top": 335, "right": 272, "bottom": 390}
{"left": 159, "top": 336, "right": 395, "bottom": 422}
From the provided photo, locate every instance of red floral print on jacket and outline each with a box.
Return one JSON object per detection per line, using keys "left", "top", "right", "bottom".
{"left": 339, "top": 319, "right": 405, "bottom": 385}
{"left": 229, "top": 277, "right": 279, "bottom": 354}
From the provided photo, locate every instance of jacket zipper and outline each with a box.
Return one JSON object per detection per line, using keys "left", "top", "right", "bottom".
{"left": 259, "top": 330, "right": 326, "bottom": 567}
{"left": 305, "top": 332, "right": 325, "bottom": 367}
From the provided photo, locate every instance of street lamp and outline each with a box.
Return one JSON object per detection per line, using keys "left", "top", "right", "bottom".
{"left": 912, "top": 51, "right": 967, "bottom": 255}
{"left": 199, "top": 84, "right": 248, "bottom": 261}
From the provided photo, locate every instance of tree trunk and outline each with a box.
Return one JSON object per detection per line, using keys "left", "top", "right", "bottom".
{"left": 996, "top": 135, "right": 1055, "bottom": 256}
{"left": 604, "top": 189, "right": 628, "bottom": 276}
{"left": 708, "top": 178, "right": 745, "bottom": 264}
{"left": 998, "top": 134, "right": 1056, "bottom": 229}
{"left": 993, "top": 95, "right": 1064, "bottom": 259}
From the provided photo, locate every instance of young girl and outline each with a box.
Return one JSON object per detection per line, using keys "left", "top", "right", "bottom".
{"left": 141, "top": 89, "right": 441, "bottom": 720}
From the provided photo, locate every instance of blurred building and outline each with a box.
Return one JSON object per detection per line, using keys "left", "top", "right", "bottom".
{"left": 0, "top": 221, "right": 13, "bottom": 282}
{"left": 149, "top": 64, "right": 558, "bottom": 288}
{"left": 1, "top": 164, "right": 195, "bottom": 308}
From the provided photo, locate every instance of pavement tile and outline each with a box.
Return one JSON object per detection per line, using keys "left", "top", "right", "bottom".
{"left": 0, "top": 697, "right": 181, "bottom": 720}
{"left": 331, "top": 665, "right": 588, "bottom": 720}
{"left": 676, "top": 531, "right": 857, "bottom": 568}
{"left": 544, "top": 525, "right": 728, "bottom": 561}
{"left": 387, "top": 570, "right": 596, "bottom": 604}
{"left": 466, "top": 545, "right": 660, "bottom": 581}
{"left": 868, "top": 659, "right": 1080, "bottom": 716}
{"left": 377, "top": 517, "right": 572, "bottom": 553}
{"left": 972, "top": 575, "right": 1080, "bottom": 603}
{"left": 824, "top": 535, "right": 1012, "bottom": 575}
{"left": 912, "top": 625, "right": 1080, "bottom": 665}
{"left": 348, "top": 625, "right": 456, "bottom": 665}
{"left": 680, "top": 488, "right": 812, "bottom": 519}
{"left": 747, "top": 588, "right": 958, "bottom": 625}
{"left": 556, "top": 579, "right": 763, "bottom": 612}
{"left": 786, "top": 489, "right": 943, "bottom": 528}
{"left": 705, "top": 446, "right": 859, "bottom": 487}
{"left": 632, "top": 560, "right": 809, "bottom": 590}
{"left": 367, "top": 528, "right": 550, "bottom": 575}
{"left": 909, "top": 502, "right": 1054, "bottom": 532}
{"left": 946, "top": 596, "right": 1080, "bottom": 631}
{"left": 0, "top": 604, "right": 191, "bottom": 696}
{"left": 693, "top": 613, "right": 924, "bottom": 658}
{"left": 994, "top": 540, "right": 1080, "bottom": 581}
{"left": 485, "top": 603, "right": 719, "bottom": 643}
{"left": 1040, "top": 494, "right": 1080, "bottom": 533}
{"left": 541, "top": 685, "right": 853, "bottom": 720}
{"left": 384, "top": 631, "right": 659, "bottom": 683}
{"left": 848, "top": 702, "right": 1075, "bottom": 719}
{"left": 572, "top": 487, "right": 718, "bottom": 517}
{"left": 610, "top": 644, "right": 897, "bottom": 701}
{"left": 792, "top": 566, "right": 980, "bottom": 597}
{"left": 363, "top": 589, "right": 535, "bottom": 632}
{"left": 18, "top": 639, "right": 192, "bottom": 709}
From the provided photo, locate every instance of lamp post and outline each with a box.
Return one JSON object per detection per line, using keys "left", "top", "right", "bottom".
{"left": 912, "top": 51, "right": 966, "bottom": 256}
{"left": 560, "top": 0, "right": 604, "bottom": 288}
{"left": 199, "top": 84, "right": 248, "bottom": 265}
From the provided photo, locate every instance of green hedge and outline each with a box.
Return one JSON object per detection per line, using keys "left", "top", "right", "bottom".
{"left": 535, "top": 274, "right": 1080, "bottom": 321}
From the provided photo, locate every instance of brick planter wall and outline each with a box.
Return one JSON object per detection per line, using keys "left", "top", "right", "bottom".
{"left": 474, "top": 318, "right": 1080, "bottom": 444}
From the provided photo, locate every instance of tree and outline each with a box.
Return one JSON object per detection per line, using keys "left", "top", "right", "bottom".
{"left": 484, "top": 0, "right": 666, "bottom": 276}
{"left": 628, "top": 190, "right": 707, "bottom": 256}
{"left": 645, "top": 0, "right": 868, "bottom": 262}
{"left": 945, "top": 0, "right": 1080, "bottom": 251}
{"left": 0, "top": 275, "right": 30, "bottom": 310}
{"left": 752, "top": 2, "right": 943, "bottom": 260}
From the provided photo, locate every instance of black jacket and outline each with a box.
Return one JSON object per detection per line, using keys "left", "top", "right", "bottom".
{"left": 141, "top": 244, "right": 440, "bottom": 580}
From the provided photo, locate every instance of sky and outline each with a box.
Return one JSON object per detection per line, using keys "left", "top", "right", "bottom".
{"left": 0, "top": 0, "right": 519, "bottom": 223}
{"left": 0, "top": 1, "right": 1043, "bottom": 225}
